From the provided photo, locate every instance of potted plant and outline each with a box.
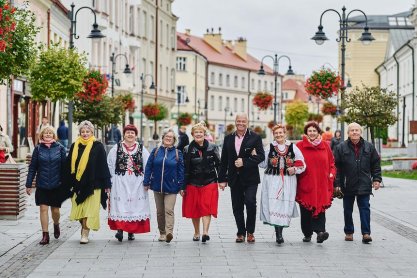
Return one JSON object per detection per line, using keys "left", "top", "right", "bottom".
{"left": 321, "top": 102, "right": 337, "bottom": 116}
{"left": 141, "top": 103, "right": 168, "bottom": 121}
{"left": 252, "top": 92, "right": 273, "bottom": 110}
{"left": 305, "top": 68, "right": 342, "bottom": 99}
{"left": 177, "top": 112, "right": 192, "bottom": 126}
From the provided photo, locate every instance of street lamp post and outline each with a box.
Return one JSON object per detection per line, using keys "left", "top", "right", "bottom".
{"left": 110, "top": 52, "right": 132, "bottom": 97}
{"left": 140, "top": 73, "right": 155, "bottom": 143}
{"left": 311, "top": 6, "right": 374, "bottom": 140}
{"left": 68, "top": 3, "right": 105, "bottom": 145}
{"left": 258, "top": 54, "right": 294, "bottom": 124}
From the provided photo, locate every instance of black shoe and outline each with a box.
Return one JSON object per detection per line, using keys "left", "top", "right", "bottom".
{"left": 275, "top": 226, "right": 284, "bottom": 244}
{"left": 302, "top": 236, "right": 312, "bottom": 242}
{"left": 202, "top": 235, "right": 210, "bottom": 243}
{"left": 128, "top": 233, "right": 135, "bottom": 241}
{"left": 317, "top": 232, "right": 329, "bottom": 243}
{"left": 115, "top": 230, "right": 123, "bottom": 242}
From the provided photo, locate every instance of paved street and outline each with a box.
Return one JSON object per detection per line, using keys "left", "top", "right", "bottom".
{"left": 1, "top": 175, "right": 417, "bottom": 278}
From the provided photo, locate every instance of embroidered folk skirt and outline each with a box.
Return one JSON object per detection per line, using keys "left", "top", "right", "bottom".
{"left": 182, "top": 183, "right": 219, "bottom": 218}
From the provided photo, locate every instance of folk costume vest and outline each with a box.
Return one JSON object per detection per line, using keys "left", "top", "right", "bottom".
{"left": 115, "top": 142, "right": 144, "bottom": 176}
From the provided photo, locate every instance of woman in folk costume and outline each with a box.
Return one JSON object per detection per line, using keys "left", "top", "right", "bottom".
{"left": 296, "top": 121, "right": 336, "bottom": 244}
{"left": 107, "top": 125, "right": 151, "bottom": 242}
{"left": 68, "top": 120, "right": 111, "bottom": 244}
{"left": 180, "top": 121, "right": 221, "bottom": 243}
{"left": 260, "top": 124, "right": 305, "bottom": 244}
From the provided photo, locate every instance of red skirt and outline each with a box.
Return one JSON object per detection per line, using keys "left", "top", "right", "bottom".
{"left": 108, "top": 219, "right": 150, "bottom": 234}
{"left": 182, "top": 183, "right": 219, "bottom": 218}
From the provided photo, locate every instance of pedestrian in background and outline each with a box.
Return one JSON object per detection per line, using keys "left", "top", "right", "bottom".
{"left": 322, "top": 126, "right": 333, "bottom": 143}
{"left": 259, "top": 124, "right": 305, "bottom": 244}
{"left": 67, "top": 120, "right": 111, "bottom": 244}
{"left": 0, "top": 124, "right": 13, "bottom": 163}
{"left": 331, "top": 129, "right": 342, "bottom": 151}
{"left": 218, "top": 113, "right": 265, "bottom": 243}
{"left": 333, "top": 122, "right": 382, "bottom": 244}
{"left": 25, "top": 126, "right": 66, "bottom": 245}
{"left": 144, "top": 128, "right": 184, "bottom": 243}
{"left": 107, "top": 125, "right": 151, "bottom": 242}
{"left": 36, "top": 117, "right": 49, "bottom": 144}
{"left": 177, "top": 125, "right": 189, "bottom": 152}
{"left": 296, "top": 121, "right": 335, "bottom": 244}
{"left": 57, "top": 120, "right": 69, "bottom": 149}
{"left": 181, "top": 121, "right": 221, "bottom": 243}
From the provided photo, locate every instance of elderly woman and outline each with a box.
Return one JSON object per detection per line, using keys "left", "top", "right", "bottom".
{"left": 0, "top": 124, "right": 13, "bottom": 163}
{"left": 107, "top": 125, "right": 151, "bottom": 242}
{"left": 144, "top": 128, "right": 184, "bottom": 243}
{"left": 180, "top": 122, "right": 221, "bottom": 243}
{"left": 67, "top": 120, "right": 111, "bottom": 244}
{"left": 296, "top": 121, "right": 336, "bottom": 244}
{"left": 25, "top": 126, "right": 66, "bottom": 245}
{"left": 260, "top": 124, "right": 305, "bottom": 244}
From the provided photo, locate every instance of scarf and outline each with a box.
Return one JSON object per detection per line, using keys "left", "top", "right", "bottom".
{"left": 40, "top": 138, "right": 56, "bottom": 148}
{"left": 71, "top": 136, "right": 96, "bottom": 181}
{"left": 309, "top": 134, "right": 322, "bottom": 147}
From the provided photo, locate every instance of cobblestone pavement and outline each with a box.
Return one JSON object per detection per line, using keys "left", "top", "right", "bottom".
{"left": 1, "top": 175, "right": 417, "bottom": 278}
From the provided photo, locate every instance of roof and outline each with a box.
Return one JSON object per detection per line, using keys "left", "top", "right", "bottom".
{"left": 282, "top": 79, "right": 310, "bottom": 102}
{"left": 385, "top": 29, "right": 414, "bottom": 59}
{"left": 348, "top": 10, "right": 413, "bottom": 30}
{"left": 51, "top": 0, "right": 69, "bottom": 15}
{"left": 177, "top": 32, "right": 273, "bottom": 73}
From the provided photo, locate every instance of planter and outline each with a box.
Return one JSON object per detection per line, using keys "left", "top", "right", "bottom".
{"left": 305, "top": 68, "right": 342, "bottom": 99}
{"left": 177, "top": 112, "right": 192, "bottom": 126}
{"left": 76, "top": 70, "right": 108, "bottom": 102}
{"left": 142, "top": 103, "right": 168, "bottom": 121}
{"left": 252, "top": 92, "right": 273, "bottom": 110}
{"left": 321, "top": 102, "right": 337, "bottom": 116}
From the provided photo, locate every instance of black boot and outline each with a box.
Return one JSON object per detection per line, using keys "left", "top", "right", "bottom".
{"left": 115, "top": 230, "right": 123, "bottom": 242}
{"left": 128, "top": 233, "right": 135, "bottom": 241}
{"left": 275, "top": 226, "right": 284, "bottom": 244}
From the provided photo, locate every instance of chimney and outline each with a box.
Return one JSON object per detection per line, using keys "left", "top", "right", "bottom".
{"left": 233, "top": 37, "right": 247, "bottom": 61}
{"left": 185, "top": 29, "right": 191, "bottom": 36}
{"left": 203, "top": 27, "right": 223, "bottom": 53}
{"left": 224, "top": 40, "right": 233, "bottom": 50}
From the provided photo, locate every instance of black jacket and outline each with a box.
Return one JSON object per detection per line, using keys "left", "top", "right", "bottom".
{"left": 333, "top": 138, "right": 382, "bottom": 196}
{"left": 183, "top": 140, "right": 221, "bottom": 189}
{"left": 218, "top": 129, "right": 265, "bottom": 187}
{"left": 177, "top": 131, "right": 190, "bottom": 152}
{"left": 26, "top": 142, "right": 66, "bottom": 189}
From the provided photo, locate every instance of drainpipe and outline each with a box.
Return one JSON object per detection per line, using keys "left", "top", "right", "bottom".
{"left": 247, "top": 71, "right": 251, "bottom": 127}
{"left": 406, "top": 42, "right": 415, "bottom": 142}
{"left": 393, "top": 54, "right": 400, "bottom": 144}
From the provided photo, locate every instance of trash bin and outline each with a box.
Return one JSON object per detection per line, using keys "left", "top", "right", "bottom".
{"left": 0, "top": 164, "right": 28, "bottom": 220}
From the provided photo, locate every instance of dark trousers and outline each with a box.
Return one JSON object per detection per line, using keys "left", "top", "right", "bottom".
{"left": 230, "top": 181, "right": 258, "bottom": 236}
{"left": 343, "top": 194, "right": 371, "bottom": 235}
{"left": 299, "top": 205, "right": 326, "bottom": 237}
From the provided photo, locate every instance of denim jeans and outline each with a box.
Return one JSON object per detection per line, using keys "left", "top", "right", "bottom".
{"left": 343, "top": 194, "right": 371, "bottom": 235}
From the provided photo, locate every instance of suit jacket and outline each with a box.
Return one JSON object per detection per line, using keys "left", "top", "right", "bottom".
{"left": 218, "top": 129, "right": 265, "bottom": 187}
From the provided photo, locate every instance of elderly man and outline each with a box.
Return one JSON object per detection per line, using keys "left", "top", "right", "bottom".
{"left": 333, "top": 122, "right": 381, "bottom": 244}
{"left": 218, "top": 113, "right": 265, "bottom": 243}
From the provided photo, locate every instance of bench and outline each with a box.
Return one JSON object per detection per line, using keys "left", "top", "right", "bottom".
{"left": 392, "top": 157, "right": 417, "bottom": 170}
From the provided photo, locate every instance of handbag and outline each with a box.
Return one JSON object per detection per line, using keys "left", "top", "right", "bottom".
{"left": 0, "top": 150, "right": 5, "bottom": 163}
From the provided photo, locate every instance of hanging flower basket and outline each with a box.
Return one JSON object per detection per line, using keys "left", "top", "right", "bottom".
{"left": 76, "top": 70, "right": 108, "bottom": 102}
{"left": 321, "top": 102, "right": 337, "bottom": 116}
{"left": 0, "top": 1, "right": 17, "bottom": 52}
{"left": 116, "top": 93, "right": 136, "bottom": 113}
{"left": 141, "top": 103, "right": 168, "bottom": 121}
{"left": 252, "top": 92, "right": 273, "bottom": 111}
{"left": 308, "top": 113, "right": 323, "bottom": 123}
{"left": 177, "top": 112, "right": 192, "bottom": 126}
{"left": 268, "top": 120, "right": 275, "bottom": 129}
{"left": 305, "top": 68, "right": 342, "bottom": 99}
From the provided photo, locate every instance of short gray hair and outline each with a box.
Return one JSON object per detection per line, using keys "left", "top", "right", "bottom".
{"left": 161, "top": 127, "right": 178, "bottom": 146}
{"left": 78, "top": 120, "right": 94, "bottom": 133}
{"left": 347, "top": 122, "right": 363, "bottom": 133}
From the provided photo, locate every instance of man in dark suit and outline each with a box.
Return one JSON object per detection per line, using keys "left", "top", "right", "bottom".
{"left": 219, "top": 113, "right": 265, "bottom": 243}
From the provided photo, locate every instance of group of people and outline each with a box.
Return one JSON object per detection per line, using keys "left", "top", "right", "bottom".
{"left": 25, "top": 113, "right": 381, "bottom": 246}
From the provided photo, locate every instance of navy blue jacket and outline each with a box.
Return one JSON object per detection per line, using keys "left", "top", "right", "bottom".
{"left": 26, "top": 142, "right": 66, "bottom": 189}
{"left": 57, "top": 121, "right": 68, "bottom": 140}
{"left": 143, "top": 146, "right": 184, "bottom": 194}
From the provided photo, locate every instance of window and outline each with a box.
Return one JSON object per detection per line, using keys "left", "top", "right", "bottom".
{"left": 210, "top": 72, "right": 215, "bottom": 85}
{"left": 160, "top": 20, "right": 163, "bottom": 45}
{"left": 234, "top": 76, "right": 238, "bottom": 88}
{"left": 210, "top": 95, "right": 215, "bottom": 110}
{"left": 226, "top": 74, "right": 230, "bottom": 87}
{"left": 264, "top": 81, "right": 267, "bottom": 91}
{"left": 129, "top": 6, "right": 134, "bottom": 34}
{"left": 241, "top": 77, "right": 246, "bottom": 89}
{"left": 219, "top": 73, "right": 223, "bottom": 86}
{"left": 251, "top": 78, "right": 255, "bottom": 90}
{"left": 234, "top": 98, "right": 238, "bottom": 112}
{"left": 150, "top": 15, "right": 155, "bottom": 41}
{"left": 218, "top": 96, "right": 223, "bottom": 111}
{"left": 258, "top": 80, "right": 261, "bottom": 91}
{"left": 177, "top": 86, "right": 186, "bottom": 104}
{"left": 270, "top": 82, "right": 274, "bottom": 92}
{"left": 170, "top": 68, "right": 175, "bottom": 92}
{"left": 241, "top": 98, "right": 245, "bottom": 112}
{"left": 142, "top": 11, "right": 147, "bottom": 38}
{"left": 176, "top": 57, "right": 187, "bottom": 71}
{"left": 226, "top": 97, "right": 230, "bottom": 109}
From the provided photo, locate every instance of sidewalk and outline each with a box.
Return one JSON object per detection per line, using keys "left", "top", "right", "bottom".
{"left": 0, "top": 175, "right": 417, "bottom": 277}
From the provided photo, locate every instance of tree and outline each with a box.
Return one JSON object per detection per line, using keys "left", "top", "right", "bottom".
{"left": 285, "top": 101, "right": 308, "bottom": 139}
{"left": 341, "top": 85, "right": 398, "bottom": 145}
{"left": 0, "top": 1, "right": 39, "bottom": 84}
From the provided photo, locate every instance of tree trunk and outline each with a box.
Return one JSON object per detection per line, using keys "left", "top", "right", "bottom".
{"left": 51, "top": 101, "right": 57, "bottom": 126}
{"left": 370, "top": 126, "right": 375, "bottom": 145}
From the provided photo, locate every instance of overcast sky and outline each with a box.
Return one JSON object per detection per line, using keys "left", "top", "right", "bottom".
{"left": 173, "top": 0, "right": 415, "bottom": 77}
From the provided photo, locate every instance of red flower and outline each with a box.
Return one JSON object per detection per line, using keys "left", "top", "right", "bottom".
{"left": 252, "top": 92, "right": 273, "bottom": 110}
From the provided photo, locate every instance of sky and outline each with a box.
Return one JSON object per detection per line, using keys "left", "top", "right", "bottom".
{"left": 173, "top": 0, "right": 415, "bottom": 77}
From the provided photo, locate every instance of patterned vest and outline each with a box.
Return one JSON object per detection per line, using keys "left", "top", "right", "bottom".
{"left": 114, "top": 142, "right": 144, "bottom": 176}
{"left": 265, "top": 143, "right": 296, "bottom": 176}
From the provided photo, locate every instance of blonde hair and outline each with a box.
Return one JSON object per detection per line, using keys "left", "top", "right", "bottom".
{"left": 39, "top": 126, "right": 57, "bottom": 140}
{"left": 78, "top": 120, "right": 94, "bottom": 133}
{"left": 191, "top": 121, "right": 207, "bottom": 135}
{"left": 161, "top": 128, "right": 178, "bottom": 146}
{"left": 272, "top": 124, "right": 286, "bottom": 134}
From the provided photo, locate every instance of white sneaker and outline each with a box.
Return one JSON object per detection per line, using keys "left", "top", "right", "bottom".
{"left": 158, "top": 234, "right": 166, "bottom": 242}
{"left": 80, "top": 228, "right": 89, "bottom": 244}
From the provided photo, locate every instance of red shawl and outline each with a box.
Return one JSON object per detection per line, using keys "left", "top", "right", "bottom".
{"left": 296, "top": 136, "right": 336, "bottom": 217}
